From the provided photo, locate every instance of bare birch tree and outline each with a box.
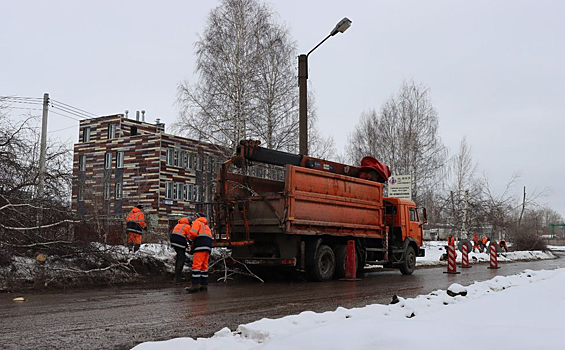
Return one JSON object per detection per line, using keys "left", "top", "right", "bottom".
{"left": 347, "top": 80, "right": 447, "bottom": 203}
{"left": 175, "top": 0, "right": 301, "bottom": 155}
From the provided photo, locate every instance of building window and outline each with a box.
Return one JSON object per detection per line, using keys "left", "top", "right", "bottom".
{"left": 178, "top": 150, "right": 185, "bottom": 168}
{"left": 115, "top": 182, "right": 123, "bottom": 200}
{"left": 166, "top": 148, "right": 174, "bottom": 166}
{"left": 197, "top": 155, "right": 202, "bottom": 171}
{"left": 165, "top": 182, "right": 173, "bottom": 199}
{"left": 174, "top": 182, "right": 183, "bottom": 200}
{"left": 131, "top": 125, "right": 137, "bottom": 136}
{"left": 185, "top": 183, "right": 193, "bottom": 201}
{"left": 187, "top": 153, "right": 195, "bottom": 170}
{"left": 108, "top": 123, "right": 117, "bottom": 139}
{"left": 196, "top": 185, "right": 202, "bottom": 202}
{"left": 82, "top": 127, "right": 91, "bottom": 142}
{"left": 104, "top": 152, "right": 112, "bottom": 169}
{"left": 79, "top": 155, "right": 86, "bottom": 172}
{"left": 116, "top": 151, "right": 124, "bottom": 168}
{"left": 103, "top": 182, "right": 111, "bottom": 200}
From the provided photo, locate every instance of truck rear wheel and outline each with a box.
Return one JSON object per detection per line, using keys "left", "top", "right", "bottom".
{"left": 399, "top": 246, "right": 416, "bottom": 275}
{"left": 309, "top": 244, "right": 335, "bottom": 281}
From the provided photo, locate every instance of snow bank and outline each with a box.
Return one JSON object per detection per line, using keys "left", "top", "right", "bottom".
{"left": 416, "top": 240, "right": 555, "bottom": 267}
{"left": 132, "top": 267, "right": 565, "bottom": 350}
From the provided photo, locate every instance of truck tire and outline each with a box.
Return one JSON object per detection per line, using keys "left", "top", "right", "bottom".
{"left": 399, "top": 245, "right": 416, "bottom": 275}
{"left": 309, "top": 244, "right": 336, "bottom": 281}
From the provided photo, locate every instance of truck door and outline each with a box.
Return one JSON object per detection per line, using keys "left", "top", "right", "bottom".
{"left": 408, "top": 207, "right": 422, "bottom": 246}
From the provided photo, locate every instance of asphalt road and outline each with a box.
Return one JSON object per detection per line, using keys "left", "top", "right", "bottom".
{"left": 1, "top": 255, "right": 563, "bottom": 350}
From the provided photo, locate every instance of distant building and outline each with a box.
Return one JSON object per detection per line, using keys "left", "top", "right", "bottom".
{"left": 71, "top": 113, "right": 226, "bottom": 244}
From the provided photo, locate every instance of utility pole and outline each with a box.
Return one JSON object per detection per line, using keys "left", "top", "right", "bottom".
{"left": 37, "top": 93, "right": 49, "bottom": 200}
{"left": 298, "top": 54, "right": 308, "bottom": 155}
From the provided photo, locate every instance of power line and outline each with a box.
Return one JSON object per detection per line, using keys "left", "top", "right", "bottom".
{"left": 51, "top": 99, "right": 96, "bottom": 117}
{"left": 0, "top": 95, "right": 43, "bottom": 101}
{"left": 49, "top": 125, "right": 77, "bottom": 133}
{"left": 49, "top": 109, "right": 82, "bottom": 121}
{"left": 2, "top": 95, "right": 97, "bottom": 119}
{"left": 2, "top": 99, "right": 44, "bottom": 106}
{"left": 50, "top": 103, "right": 92, "bottom": 120}
{"left": 5, "top": 106, "right": 43, "bottom": 112}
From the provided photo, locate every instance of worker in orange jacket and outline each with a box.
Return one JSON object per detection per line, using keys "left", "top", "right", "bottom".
{"left": 170, "top": 217, "right": 192, "bottom": 283}
{"left": 126, "top": 205, "right": 147, "bottom": 253}
{"left": 447, "top": 235, "right": 455, "bottom": 246}
{"left": 185, "top": 213, "right": 213, "bottom": 293}
{"left": 482, "top": 236, "right": 489, "bottom": 249}
{"left": 472, "top": 233, "right": 481, "bottom": 252}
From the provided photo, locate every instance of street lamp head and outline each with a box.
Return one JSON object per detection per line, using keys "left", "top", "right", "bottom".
{"left": 330, "top": 17, "right": 352, "bottom": 36}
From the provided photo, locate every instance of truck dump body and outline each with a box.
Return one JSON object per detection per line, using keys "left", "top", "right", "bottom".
{"left": 218, "top": 165, "right": 385, "bottom": 241}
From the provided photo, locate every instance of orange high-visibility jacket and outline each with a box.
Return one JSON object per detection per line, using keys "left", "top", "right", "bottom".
{"left": 189, "top": 217, "right": 213, "bottom": 253}
{"left": 481, "top": 236, "right": 488, "bottom": 245}
{"left": 447, "top": 236, "right": 455, "bottom": 246}
{"left": 170, "top": 218, "right": 191, "bottom": 249}
{"left": 126, "top": 207, "right": 147, "bottom": 234}
{"left": 472, "top": 233, "right": 478, "bottom": 244}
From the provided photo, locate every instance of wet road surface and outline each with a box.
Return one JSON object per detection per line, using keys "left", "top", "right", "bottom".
{"left": 1, "top": 255, "right": 562, "bottom": 350}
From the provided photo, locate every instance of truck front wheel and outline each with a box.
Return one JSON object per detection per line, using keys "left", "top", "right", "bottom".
{"left": 309, "top": 244, "right": 336, "bottom": 281}
{"left": 399, "top": 246, "right": 416, "bottom": 275}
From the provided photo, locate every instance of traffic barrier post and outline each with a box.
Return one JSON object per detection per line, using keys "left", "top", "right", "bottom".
{"left": 488, "top": 243, "right": 500, "bottom": 269}
{"left": 444, "top": 245, "right": 460, "bottom": 274}
{"left": 461, "top": 242, "right": 472, "bottom": 268}
{"left": 341, "top": 240, "right": 360, "bottom": 281}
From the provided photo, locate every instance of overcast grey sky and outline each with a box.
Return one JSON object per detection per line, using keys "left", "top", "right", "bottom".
{"left": 1, "top": 0, "right": 564, "bottom": 216}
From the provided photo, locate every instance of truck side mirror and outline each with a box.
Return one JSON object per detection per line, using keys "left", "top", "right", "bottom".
{"left": 422, "top": 207, "right": 428, "bottom": 224}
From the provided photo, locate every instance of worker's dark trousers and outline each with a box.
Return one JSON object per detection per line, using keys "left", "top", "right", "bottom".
{"left": 173, "top": 246, "right": 187, "bottom": 281}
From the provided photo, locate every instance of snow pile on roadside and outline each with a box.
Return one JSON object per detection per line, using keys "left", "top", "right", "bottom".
{"left": 548, "top": 245, "right": 565, "bottom": 252}
{"left": 132, "top": 268, "right": 565, "bottom": 350}
{"left": 417, "top": 240, "right": 555, "bottom": 267}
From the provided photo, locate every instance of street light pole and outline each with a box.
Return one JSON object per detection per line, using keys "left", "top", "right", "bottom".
{"left": 298, "top": 17, "right": 351, "bottom": 156}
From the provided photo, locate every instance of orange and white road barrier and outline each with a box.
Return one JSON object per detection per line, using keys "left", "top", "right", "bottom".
{"left": 444, "top": 245, "right": 460, "bottom": 274}
{"left": 461, "top": 242, "right": 472, "bottom": 268}
{"left": 488, "top": 243, "right": 500, "bottom": 269}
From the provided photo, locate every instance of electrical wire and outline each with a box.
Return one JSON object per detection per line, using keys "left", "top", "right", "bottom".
{"left": 51, "top": 99, "right": 96, "bottom": 117}
{"left": 0, "top": 96, "right": 43, "bottom": 101}
{"left": 2, "top": 95, "right": 98, "bottom": 120}
{"left": 49, "top": 109, "right": 82, "bottom": 121}
{"left": 1, "top": 99, "right": 44, "bottom": 106}
{"left": 50, "top": 103, "right": 92, "bottom": 120}
{"left": 49, "top": 125, "right": 77, "bottom": 133}
{"left": 50, "top": 105, "right": 89, "bottom": 120}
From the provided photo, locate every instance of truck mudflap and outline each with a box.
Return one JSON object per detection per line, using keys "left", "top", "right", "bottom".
{"left": 237, "top": 257, "right": 297, "bottom": 267}
{"left": 418, "top": 248, "right": 425, "bottom": 257}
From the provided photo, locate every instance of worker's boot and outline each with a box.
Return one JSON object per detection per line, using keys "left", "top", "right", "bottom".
{"left": 199, "top": 285, "right": 208, "bottom": 292}
{"left": 185, "top": 285, "right": 200, "bottom": 294}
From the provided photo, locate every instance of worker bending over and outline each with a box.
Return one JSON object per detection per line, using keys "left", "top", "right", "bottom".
{"left": 186, "top": 213, "right": 213, "bottom": 293}
{"left": 170, "top": 217, "right": 191, "bottom": 283}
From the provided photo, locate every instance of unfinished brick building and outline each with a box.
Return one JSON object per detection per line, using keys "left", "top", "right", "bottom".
{"left": 71, "top": 113, "right": 226, "bottom": 244}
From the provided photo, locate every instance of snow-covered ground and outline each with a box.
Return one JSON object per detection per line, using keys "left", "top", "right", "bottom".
{"left": 133, "top": 267, "right": 565, "bottom": 350}
{"left": 548, "top": 245, "right": 565, "bottom": 252}
{"left": 416, "top": 240, "right": 555, "bottom": 267}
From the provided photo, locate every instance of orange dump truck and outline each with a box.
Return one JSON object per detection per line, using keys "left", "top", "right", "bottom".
{"left": 214, "top": 141, "right": 426, "bottom": 281}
